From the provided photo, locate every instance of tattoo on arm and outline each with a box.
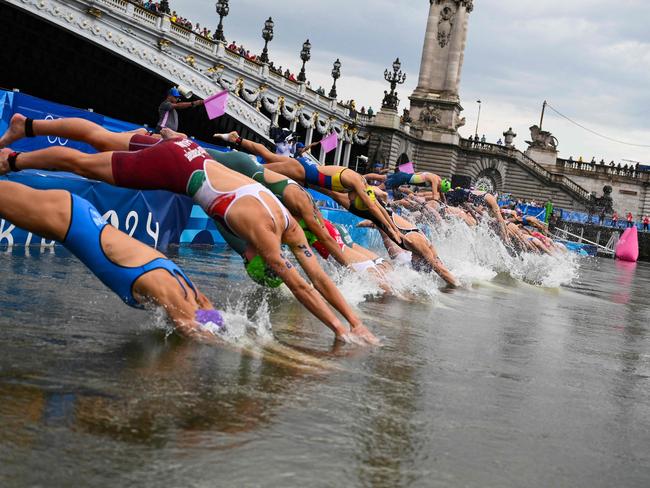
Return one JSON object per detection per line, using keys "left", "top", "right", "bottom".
{"left": 298, "top": 244, "right": 313, "bottom": 258}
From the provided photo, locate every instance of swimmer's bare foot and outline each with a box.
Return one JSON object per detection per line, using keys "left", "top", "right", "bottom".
{"left": 160, "top": 128, "right": 187, "bottom": 139}
{"left": 0, "top": 114, "right": 27, "bottom": 148}
{"left": 213, "top": 131, "right": 239, "bottom": 143}
{"left": 0, "top": 148, "right": 13, "bottom": 175}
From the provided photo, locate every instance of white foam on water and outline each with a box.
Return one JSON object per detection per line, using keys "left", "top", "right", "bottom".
{"left": 140, "top": 294, "right": 275, "bottom": 345}
{"left": 397, "top": 209, "right": 580, "bottom": 289}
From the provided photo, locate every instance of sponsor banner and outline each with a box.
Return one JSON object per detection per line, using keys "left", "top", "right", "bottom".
{"left": 0, "top": 172, "right": 193, "bottom": 249}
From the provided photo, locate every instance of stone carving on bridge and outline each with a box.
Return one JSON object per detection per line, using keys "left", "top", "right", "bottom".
{"left": 157, "top": 38, "right": 172, "bottom": 54}
{"left": 401, "top": 108, "right": 413, "bottom": 125}
{"left": 454, "top": 113, "right": 466, "bottom": 130}
{"left": 432, "top": 0, "right": 473, "bottom": 13}
{"left": 586, "top": 185, "right": 614, "bottom": 220}
{"left": 205, "top": 64, "right": 224, "bottom": 81}
{"left": 503, "top": 127, "right": 517, "bottom": 147}
{"left": 419, "top": 103, "right": 442, "bottom": 129}
{"left": 437, "top": 5, "right": 457, "bottom": 48}
{"left": 182, "top": 54, "right": 196, "bottom": 68}
{"left": 527, "top": 125, "right": 558, "bottom": 151}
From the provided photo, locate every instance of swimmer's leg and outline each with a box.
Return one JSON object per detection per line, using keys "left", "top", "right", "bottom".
{"left": 402, "top": 232, "right": 458, "bottom": 287}
{"left": 214, "top": 131, "right": 287, "bottom": 163}
{"left": 0, "top": 146, "right": 115, "bottom": 183}
{"left": 0, "top": 114, "right": 136, "bottom": 152}
{"left": 0, "top": 181, "right": 70, "bottom": 240}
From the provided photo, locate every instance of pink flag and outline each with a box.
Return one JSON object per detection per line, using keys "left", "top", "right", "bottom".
{"left": 399, "top": 162, "right": 415, "bottom": 174}
{"left": 204, "top": 90, "right": 229, "bottom": 120}
{"left": 320, "top": 132, "right": 338, "bottom": 154}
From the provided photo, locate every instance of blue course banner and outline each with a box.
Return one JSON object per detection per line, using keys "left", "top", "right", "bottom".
{"left": 1, "top": 172, "right": 193, "bottom": 249}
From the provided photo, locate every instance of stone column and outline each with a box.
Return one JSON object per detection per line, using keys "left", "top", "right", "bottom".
{"left": 319, "top": 144, "right": 326, "bottom": 164}
{"left": 334, "top": 138, "right": 343, "bottom": 165}
{"left": 409, "top": 0, "right": 474, "bottom": 140}
{"left": 305, "top": 126, "right": 314, "bottom": 146}
{"left": 343, "top": 142, "right": 352, "bottom": 167}
{"left": 412, "top": 0, "right": 473, "bottom": 101}
{"left": 414, "top": 2, "right": 441, "bottom": 93}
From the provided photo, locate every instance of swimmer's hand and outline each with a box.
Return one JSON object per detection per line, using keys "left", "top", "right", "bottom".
{"left": 347, "top": 324, "right": 381, "bottom": 346}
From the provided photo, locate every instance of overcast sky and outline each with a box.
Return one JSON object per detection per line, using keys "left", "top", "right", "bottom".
{"left": 172, "top": 0, "right": 650, "bottom": 163}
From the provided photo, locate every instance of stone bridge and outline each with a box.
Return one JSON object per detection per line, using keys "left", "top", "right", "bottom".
{"left": 368, "top": 126, "right": 594, "bottom": 211}
{"left": 1, "top": 0, "right": 370, "bottom": 164}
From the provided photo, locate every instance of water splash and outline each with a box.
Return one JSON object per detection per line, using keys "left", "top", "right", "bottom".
{"left": 396, "top": 209, "right": 580, "bottom": 289}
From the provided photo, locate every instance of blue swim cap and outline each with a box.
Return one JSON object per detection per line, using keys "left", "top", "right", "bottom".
{"left": 296, "top": 142, "right": 305, "bottom": 149}
{"left": 169, "top": 87, "right": 181, "bottom": 98}
{"left": 195, "top": 309, "right": 225, "bottom": 333}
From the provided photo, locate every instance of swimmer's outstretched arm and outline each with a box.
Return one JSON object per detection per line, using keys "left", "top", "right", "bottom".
{"left": 298, "top": 202, "right": 349, "bottom": 266}
{"left": 214, "top": 131, "right": 287, "bottom": 164}
{"left": 250, "top": 227, "right": 361, "bottom": 343}
{"left": 280, "top": 224, "right": 379, "bottom": 345}
{"left": 147, "top": 290, "right": 225, "bottom": 343}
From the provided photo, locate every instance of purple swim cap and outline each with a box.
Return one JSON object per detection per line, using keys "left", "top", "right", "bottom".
{"left": 195, "top": 309, "right": 225, "bottom": 332}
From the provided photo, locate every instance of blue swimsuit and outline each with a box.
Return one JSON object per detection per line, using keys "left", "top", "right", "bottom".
{"left": 63, "top": 194, "right": 197, "bottom": 308}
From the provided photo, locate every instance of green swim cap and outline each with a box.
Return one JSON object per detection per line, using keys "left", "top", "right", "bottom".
{"left": 440, "top": 178, "right": 452, "bottom": 193}
{"left": 298, "top": 219, "right": 318, "bottom": 246}
{"left": 245, "top": 255, "right": 283, "bottom": 288}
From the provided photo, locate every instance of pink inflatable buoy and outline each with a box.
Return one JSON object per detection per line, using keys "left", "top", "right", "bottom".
{"left": 615, "top": 227, "right": 639, "bottom": 262}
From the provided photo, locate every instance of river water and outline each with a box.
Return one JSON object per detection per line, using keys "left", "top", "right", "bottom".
{"left": 1, "top": 233, "right": 650, "bottom": 487}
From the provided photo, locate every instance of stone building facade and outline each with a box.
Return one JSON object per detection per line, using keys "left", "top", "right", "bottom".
{"left": 368, "top": 0, "right": 650, "bottom": 215}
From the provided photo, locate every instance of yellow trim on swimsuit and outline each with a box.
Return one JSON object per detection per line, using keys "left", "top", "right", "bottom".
{"left": 331, "top": 169, "right": 347, "bottom": 193}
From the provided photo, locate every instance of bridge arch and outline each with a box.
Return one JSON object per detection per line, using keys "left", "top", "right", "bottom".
{"left": 466, "top": 157, "right": 506, "bottom": 192}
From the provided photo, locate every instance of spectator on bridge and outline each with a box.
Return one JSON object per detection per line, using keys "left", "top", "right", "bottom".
{"left": 360, "top": 106, "right": 366, "bottom": 115}
{"left": 626, "top": 211, "right": 634, "bottom": 228}
{"left": 480, "top": 134, "right": 486, "bottom": 144}
{"left": 496, "top": 138, "right": 503, "bottom": 146}
{"left": 468, "top": 135, "right": 474, "bottom": 145}
{"left": 155, "top": 87, "right": 204, "bottom": 134}
{"left": 643, "top": 215, "right": 649, "bottom": 231}
{"left": 227, "top": 41, "right": 237, "bottom": 51}
{"left": 367, "top": 107, "right": 374, "bottom": 117}
{"left": 598, "top": 210, "right": 605, "bottom": 226}
{"left": 612, "top": 211, "right": 619, "bottom": 228}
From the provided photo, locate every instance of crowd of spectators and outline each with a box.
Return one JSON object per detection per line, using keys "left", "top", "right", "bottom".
{"left": 130, "top": 1, "right": 358, "bottom": 104}
{"left": 560, "top": 157, "right": 646, "bottom": 178}
{"left": 135, "top": 0, "right": 170, "bottom": 15}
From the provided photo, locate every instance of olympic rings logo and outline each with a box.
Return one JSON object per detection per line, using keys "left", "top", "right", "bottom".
{"left": 44, "top": 115, "right": 69, "bottom": 146}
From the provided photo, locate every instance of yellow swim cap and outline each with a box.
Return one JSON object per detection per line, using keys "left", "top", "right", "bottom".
{"left": 354, "top": 186, "right": 377, "bottom": 210}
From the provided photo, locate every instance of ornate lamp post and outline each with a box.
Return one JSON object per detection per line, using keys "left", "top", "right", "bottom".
{"left": 214, "top": 0, "right": 229, "bottom": 42}
{"left": 297, "top": 39, "right": 311, "bottom": 82}
{"left": 259, "top": 17, "right": 274, "bottom": 64}
{"left": 329, "top": 58, "right": 341, "bottom": 99}
{"left": 381, "top": 57, "right": 406, "bottom": 110}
